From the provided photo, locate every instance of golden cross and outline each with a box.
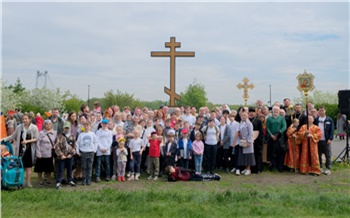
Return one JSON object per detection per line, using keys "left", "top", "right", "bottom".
{"left": 151, "top": 37, "right": 195, "bottom": 107}
{"left": 237, "top": 77, "right": 255, "bottom": 106}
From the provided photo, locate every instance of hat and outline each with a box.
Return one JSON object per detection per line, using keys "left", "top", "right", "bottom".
{"left": 64, "top": 122, "right": 71, "bottom": 129}
{"left": 167, "top": 130, "right": 175, "bottom": 136}
{"left": 151, "top": 131, "right": 157, "bottom": 136}
{"left": 44, "top": 119, "right": 52, "bottom": 126}
{"left": 249, "top": 107, "right": 256, "bottom": 112}
{"left": 7, "top": 110, "right": 16, "bottom": 115}
{"left": 101, "top": 119, "right": 109, "bottom": 124}
{"left": 181, "top": 128, "right": 189, "bottom": 134}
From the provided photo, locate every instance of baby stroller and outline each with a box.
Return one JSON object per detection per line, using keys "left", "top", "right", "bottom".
{"left": 1, "top": 141, "right": 24, "bottom": 189}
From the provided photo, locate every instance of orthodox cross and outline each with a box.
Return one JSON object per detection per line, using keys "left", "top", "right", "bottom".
{"left": 237, "top": 77, "right": 255, "bottom": 106}
{"left": 151, "top": 37, "right": 195, "bottom": 107}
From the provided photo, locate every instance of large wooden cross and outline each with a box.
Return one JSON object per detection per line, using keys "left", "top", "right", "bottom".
{"left": 151, "top": 37, "right": 195, "bottom": 107}
{"left": 237, "top": 77, "right": 255, "bottom": 106}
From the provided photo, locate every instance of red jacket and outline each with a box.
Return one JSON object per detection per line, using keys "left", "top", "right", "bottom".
{"left": 171, "top": 167, "right": 191, "bottom": 181}
{"left": 148, "top": 139, "right": 161, "bottom": 157}
{"left": 35, "top": 115, "right": 44, "bottom": 131}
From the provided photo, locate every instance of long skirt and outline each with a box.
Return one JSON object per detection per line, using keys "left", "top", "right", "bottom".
{"left": 237, "top": 146, "right": 256, "bottom": 166}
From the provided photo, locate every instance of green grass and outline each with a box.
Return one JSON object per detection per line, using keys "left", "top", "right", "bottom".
{"left": 2, "top": 168, "right": 350, "bottom": 217}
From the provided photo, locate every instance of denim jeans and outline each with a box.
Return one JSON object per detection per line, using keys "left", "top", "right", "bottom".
{"left": 95, "top": 155, "right": 111, "bottom": 178}
{"left": 80, "top": 152, "right": 95, "bottom": 182}
{"left": 129, "top": 151, "right": 141, "bottom": 175}
{"left": 194, "top": 154, "right": 203, "bottom": 174}
{"left": 56, "top": 158, "right": 73, "bottom": 183}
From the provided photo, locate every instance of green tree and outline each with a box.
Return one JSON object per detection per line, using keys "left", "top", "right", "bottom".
{"left": 101, "top": 90, "right": 141, "bottom": 111}
{"left": 63, "top": 95, "right": 85, "bottom": 113}
{"left": 179, "top": 80, "right": 207, "bottom": 109}
{"left": 7, "top": 77, "right": 26, "bottom": 94}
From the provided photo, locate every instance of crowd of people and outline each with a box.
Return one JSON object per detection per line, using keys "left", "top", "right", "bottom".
{"left": 1, "top": 98, "right": 347, "bottom": 188}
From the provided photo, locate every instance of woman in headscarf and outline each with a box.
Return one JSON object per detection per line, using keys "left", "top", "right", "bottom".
{"left": 34, "top": 120, "right": 57, "bottom": 185}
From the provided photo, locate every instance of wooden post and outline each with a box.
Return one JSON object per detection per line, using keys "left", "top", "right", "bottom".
{"left": 151, "top": 37, "right": 195, "bottom": 107}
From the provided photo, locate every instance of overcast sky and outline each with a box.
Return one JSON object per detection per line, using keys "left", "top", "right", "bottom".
{"left": 2, "top": 1, "right": 349, "bottom": 106}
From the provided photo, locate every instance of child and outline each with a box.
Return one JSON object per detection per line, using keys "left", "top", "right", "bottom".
{"left": 284, "top": 118, "right": 301, "bottom": 172}
{"left": 111, "top": 126, "right": 124, "bottom": 181}
{"left": 192, "top": 132, "right": 204, "bottom": 174}
{"left": 177, "top": 128, "right": 192, "bottom": 169}
{"left": 174, "top": 122, "right": 182, "bottom": 141}
{"left": 141, "top": 119, "right": 155, "bottom": 173}
{"left": 148, "top": 132, "right": 161, "bottom": 180}
{"left": 128, "top": 130, "right": 145, "bottom": 181}
{"left": 166, "top": 166, "right": 220, "bottom": 182}
{"left": 95, "top": 119, "right": 113, "bottom": 182}
{"left": 190, "top": 122, "right": 203, "bottom": 142}
{"left": 163, "top": 118, "right": 172, "bottom": 137}
{"left": 116, "top": 138, "right": 128, "bottom": 182}
{"left": 162, "top": 130, "right": 177, "bottom": 168}
{"left": 76, "top": 121, "right": 98, "bottom": 186}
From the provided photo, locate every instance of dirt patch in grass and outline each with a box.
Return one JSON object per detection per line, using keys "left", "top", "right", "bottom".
{"left": 33, "top": 169, "right": 350, "bottom": 192}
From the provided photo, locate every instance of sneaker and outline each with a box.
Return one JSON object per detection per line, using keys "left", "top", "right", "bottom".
{"left": 244, "top": 170, "right": 251, "bottom": 176}
{"left": 135, "top": 175, "right": 139, "bottom": 181}
{"left": 127, "top": 175, "right": 134, "bottom": 181}
{"left": 235, "top": 169, "right": 240, "bottom": 176}
{"left": 69, "top": 181, "right": 76, "bottom": 187}
{"left": 147, "top": 176, "right": 153, "bottom": 180}
{"left": 56, "top": 183, "right": 62, "bottom": 189}
{"left": 127, "top": 172, "right": 131, "bottom": 177}
{"left": 95, "top": 177, "right": 101, "bottom": 183}
{"left": 118, "top": 176, "right": 121, "bottom": 182}
{"left": 27, "top": 182, "right": 33, "bottom": 188}
{"left": 241, "top": 169, "right": 247, "bottom": 174}
{"left": 231, "top": 168, "right": 236, "bottom": 173}
{"left": 121, "top": 176, "right": 125, "bottom": 182}
{"left": 324, "top": 169, "right": 331, "bottom": 176}
{"left": 105, "top": 177, "right": 110, "bottom": 181}
{"left": 111, "top": 175, "right": 117, "bottom": 181}
{"left": 320, "top": 168, "right": 324, "bottom": 173}
{"left": 153, "top": 176, "right": 158, "bottom": 181}
{"left": 86, "top": 180, "right": 91, "bottom": 186}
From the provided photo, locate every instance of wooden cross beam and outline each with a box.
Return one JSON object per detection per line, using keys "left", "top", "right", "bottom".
{"left": 237, "top": 77, "right": 255, "bottom": 106}
{"left": 151, "top": 37, "right": 195, "bottom": 107}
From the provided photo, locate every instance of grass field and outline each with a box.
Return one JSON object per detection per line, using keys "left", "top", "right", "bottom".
{"left": 2, "top": 164, "right": 350, "bottom": 218}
